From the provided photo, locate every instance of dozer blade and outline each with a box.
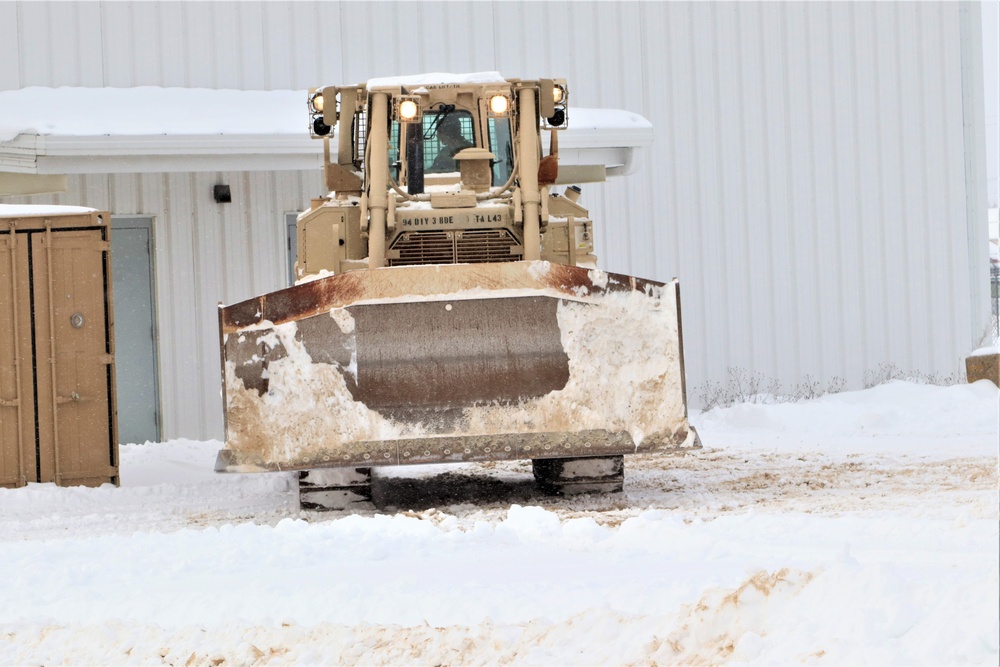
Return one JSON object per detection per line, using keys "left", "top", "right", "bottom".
{"left": 216, "top": 261, "right": 700, "bottom": 473}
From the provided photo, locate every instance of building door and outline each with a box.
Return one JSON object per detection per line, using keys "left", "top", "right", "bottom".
{"left": 111, "top": 217, "right": 161, "bottom": 444}
{"left": 0, "top": 213, "right": 118, "bottom": 487}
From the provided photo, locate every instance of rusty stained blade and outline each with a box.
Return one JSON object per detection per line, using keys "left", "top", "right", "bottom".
{"left": 218, "top": 261, "right": 697, "bottom": 470}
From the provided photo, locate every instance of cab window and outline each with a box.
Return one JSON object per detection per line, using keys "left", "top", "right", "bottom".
{"left": 388, "top": 121, "right": 401, "bottom": 181}
{"left": 423, "top": 110, "right": 475, "bottom": 174}
{"left": 488, "top": 117, "right": 514, "bottom": 185}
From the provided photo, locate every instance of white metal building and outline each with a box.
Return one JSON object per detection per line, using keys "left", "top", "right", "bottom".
{"left": 0, "top": 1, "right": 991, "bottom": 442}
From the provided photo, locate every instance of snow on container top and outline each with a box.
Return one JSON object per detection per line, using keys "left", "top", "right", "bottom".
{"left": 0, "top": 204, "right": 98, "bottom": 218}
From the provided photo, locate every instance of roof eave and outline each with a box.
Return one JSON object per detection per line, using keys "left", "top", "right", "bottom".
{"left": 3, "top": 132, "right": 324, "bottom": 174}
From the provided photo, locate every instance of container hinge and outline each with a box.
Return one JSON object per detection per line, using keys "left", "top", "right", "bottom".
{"left": 99, "top": 354, "right": 115, "bottom": 365}
{"left": 0, "top": 398, "right": 19, "bottom": 407}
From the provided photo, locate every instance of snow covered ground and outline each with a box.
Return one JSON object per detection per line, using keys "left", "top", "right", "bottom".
{"left": 1, "top": 380, "right": 997, "bottom": 665}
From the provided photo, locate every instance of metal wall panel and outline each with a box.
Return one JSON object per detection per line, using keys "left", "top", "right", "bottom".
{"left": 3, "top": 1, "right": 988, "bottom": 437}
{"left": 338, "top": 2, "right": 497, "bottom": 84}
{"left": 0, "top": 4, "right": 20, "bottom": 90}
{"left": 616, "top": 1, "right": 985, "bottom": 394}
{"left": 15, "top": 2, "right": 104, "bottom": 87}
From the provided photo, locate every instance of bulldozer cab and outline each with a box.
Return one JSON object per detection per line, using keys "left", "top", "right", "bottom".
{"left": 298, "top": 74, "right": 572, "bottom": 275}
{"left": 310, "top": 75, "right": 550, "bottom": 191}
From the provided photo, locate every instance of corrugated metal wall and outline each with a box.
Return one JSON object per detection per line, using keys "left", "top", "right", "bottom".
{"left": 2, "top": 2, "right": 989, "bottom": 439}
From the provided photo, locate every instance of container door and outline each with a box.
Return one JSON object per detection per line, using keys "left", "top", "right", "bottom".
{"left": 0, "top": 231, "right": 35, "bottom": 488}
{"left": 31, "top": 229, "right": 117, "bottom": 486}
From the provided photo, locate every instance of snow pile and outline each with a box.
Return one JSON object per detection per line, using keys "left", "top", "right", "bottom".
{"left": 0, "top": 380, "right": 997, "bottom": 664}
{"left": 0, "top": 506, "right": 996, "bottom": 664}
{"left": 697, "top": 379, "right": 999, "bottom": 456}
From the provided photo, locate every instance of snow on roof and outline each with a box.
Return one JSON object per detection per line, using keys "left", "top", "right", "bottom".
{"left": 366, "top": 71, "right": 508, "bottom": 90}
{"left": 0, "top": 87, "right": 304, "bottom": 141}
{"left": 0, "top": 204, "right": 97, "bottom": 216}
{"left": 0, "top": 86, "right": 651, "bottom": 176}
{"left": 0, "top": 87, "right": 317, "bottom": 174}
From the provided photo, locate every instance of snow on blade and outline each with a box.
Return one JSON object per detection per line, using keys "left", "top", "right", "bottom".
{"left": 460, "top": 287, "right": 685, "bottom": 447}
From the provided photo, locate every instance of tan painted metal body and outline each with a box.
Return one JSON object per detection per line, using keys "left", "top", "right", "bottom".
{"left": 0, "top": 210, "right": 119, "bottom": 488}
{"left": 966, "top": 352, "right": 999, "bottom": 386}
{"left": 217, "top": 74, "right": 698, "bottom": 477}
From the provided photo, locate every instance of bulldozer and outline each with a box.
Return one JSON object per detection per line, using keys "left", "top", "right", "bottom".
{"left": 215, "top": 72, "right": 700, "bottom": 509}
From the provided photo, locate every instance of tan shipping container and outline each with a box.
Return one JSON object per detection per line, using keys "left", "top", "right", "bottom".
{"left": 1, "top": 208, "right": 118, "bottom": 488}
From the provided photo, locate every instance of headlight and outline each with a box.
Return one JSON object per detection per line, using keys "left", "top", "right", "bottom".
{"left": 394, "top": 96, "right": 422, "bottom": 123}
{"left": 399, "top": 99, "right": 418, "bottom": 120}
{"left": 489, "top": 95, "right": 509, "bottom": 115}
{"left": 542, "top": 80, "right": 568, "bottom": 129}
{"left": 310, "top": 92, "right": 324, "bottom": 113}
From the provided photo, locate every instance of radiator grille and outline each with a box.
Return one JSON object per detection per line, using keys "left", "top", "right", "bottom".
{"left": 390, "top": 230, "right": 455, "bottom": 266}
{"left": 389, "top": 229, "right": 521, "bottom": 266}
{"left": 456, "top": 229, "right": 520, "bottom": 264}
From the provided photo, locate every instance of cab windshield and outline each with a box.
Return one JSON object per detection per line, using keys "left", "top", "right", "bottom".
{"left": 422, "top": 110, "right": 475, "bottom": 174}
{"left": 399, "top": 109, "right": 515, "bottom": 187}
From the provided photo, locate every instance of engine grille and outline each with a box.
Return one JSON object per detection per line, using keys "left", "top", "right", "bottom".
{"left": 389, "top": 229, "right": 521, "bottom": 266}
